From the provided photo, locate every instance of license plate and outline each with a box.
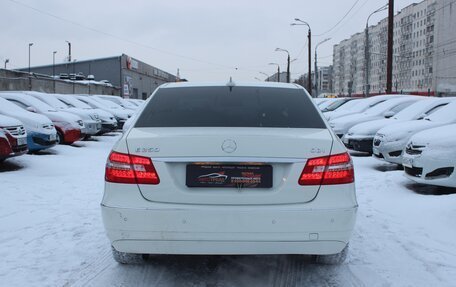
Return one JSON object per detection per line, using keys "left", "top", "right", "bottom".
{"left": 50, "top": 134, "right": 57, "bottom": 141}
{"left": 403, "top": 157, "right": 413, "bottom": 168}
{"left": 17, "top": 137, "right": 27, "bottom": 146}
{"left": 186, "top": 164, "right": 273, "bottom": 188}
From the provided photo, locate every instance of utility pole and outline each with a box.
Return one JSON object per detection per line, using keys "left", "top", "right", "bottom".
{"left": 269, "top": 63, "right": 281, "bottom": 82}
{"left": 66, "top": 41, "right": 71, "bottom": 62}
{"left": 4, "top": 59, "right": 9, "bottom": 69}
{"left": 53, "top": 51, "right": 57, "bottom": 93}
{"left": 28, "top": 43, "right": 33, "bottom": 91}
{"left": 275, "top": 48, "right": 291, "bottom": 83}
{"left": 386, "top": 0, "right": 394, "bottom": 94}
{"left": 291, "top": 19, "right": 312, "bottom": 96}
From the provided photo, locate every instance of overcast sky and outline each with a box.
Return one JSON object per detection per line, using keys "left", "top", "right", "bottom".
{"left": 1, "top": 0, "right": 415, "bottom": 81}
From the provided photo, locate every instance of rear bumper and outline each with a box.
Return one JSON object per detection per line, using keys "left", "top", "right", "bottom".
{"left": 102, "top": 204, "right": 357, "bottom": 255}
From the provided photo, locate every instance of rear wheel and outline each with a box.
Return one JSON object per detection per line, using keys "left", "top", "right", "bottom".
{"left": 314, "top": 244, "right": 349, "bottom": 265}
{"left": 111, "top": 246, "right": 148, "bottom": 264}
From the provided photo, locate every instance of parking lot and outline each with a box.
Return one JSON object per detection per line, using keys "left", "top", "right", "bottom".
{"left": 1, "top": 133, "right": 455, "bottom": 287}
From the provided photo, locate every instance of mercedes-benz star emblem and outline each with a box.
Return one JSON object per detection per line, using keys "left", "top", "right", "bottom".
{"left": 221, "top": 139, "right": 237, "bottom": 153}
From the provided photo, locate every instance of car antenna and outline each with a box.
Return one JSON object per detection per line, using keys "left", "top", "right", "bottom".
{"left": 226, "top": 77, "right": 235, "bottom": 92}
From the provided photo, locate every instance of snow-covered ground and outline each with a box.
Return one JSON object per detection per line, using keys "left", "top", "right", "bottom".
{"left": 1, "top": 135, "right": 456, "bottom": 287}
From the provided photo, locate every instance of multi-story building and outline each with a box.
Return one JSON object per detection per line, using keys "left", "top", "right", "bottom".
{"left": 316, "top": 66, "right": 333, "bottom": 94}
{"left": 332, "top": 0, "right": 454, "bottom": 96}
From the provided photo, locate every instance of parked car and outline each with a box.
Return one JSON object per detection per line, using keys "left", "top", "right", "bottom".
{"left": 325, "top": 95, "right": 405, "bottom": 121}
{"left": 317, "top": 98, "right": 340, "bottom": 111}
{"left": 76, "top": 95, "right": 132, "bottom": 129}
{"left": 54, "top": 94, "right": 118, "bottom": 134}
{"left": 321, "top": 98, "right": 356, "bottom": 113}
{"left": 102, "top": 82, "right": 357, "bottom": 265}
{"left": 345, "top": 98, "right": 452, "bottom": 153}
{"left": 331, "top": 96, "right": 421, "bottom": 139}
{"left": 0, "top": 97, "right": 57, "bottom": 152}
{"left": 126, "top": 99, "right": 144, "bottom": 107}
{"left": 373, "top": 100, "right": 456, "bottom": 165}
{"left": 402, "top": 124, "right": 456, "bottom": 188}
{"left": 26, "top": 92, "right": 102, "bottom": 138}
{"left": 94, "top": 95, "right": 138, "bottom": 111}
{"left": 0, "top": 93, "right": 84, "bottom": 144}
{"left": 0, "top": 115, "right": 28, "bottom": 161}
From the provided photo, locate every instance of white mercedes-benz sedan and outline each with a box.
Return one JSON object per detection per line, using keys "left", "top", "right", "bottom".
{"left": 101, "top": 82, "right": 357, "bottom": 265}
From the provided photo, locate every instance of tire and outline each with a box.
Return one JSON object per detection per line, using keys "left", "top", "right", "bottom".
{"left": 314, "top": 244, "right": 349, "bottom": 265}
{"left": 111, "top": 246, "right": 147, "bottom": 264}
{"left": 56, "top": 131, "right": 64, "bottom": 145}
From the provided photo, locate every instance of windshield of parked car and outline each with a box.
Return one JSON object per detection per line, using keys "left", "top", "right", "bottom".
{"left": 92, "top": 97, "right": 122, "bottom": 109}
{"left": 427, "top": 101, "right": 456, "bottom": 123}
{"left": 135, "top": 87, "right": 325, "bottom": 128}
{"left": 16, "top": 95, "right": 58, "bottom": 112}
{"left": 322, "top": 99, "right": 351, "bottom": 112}
{"left": 58, "top": 96, "right": 92, "bottom": 109}
{"left": 344, "top": 98, "right": 386, "bottom": 113}
{"left": 393, "top": 99, "right": 438, "bottom": 120}
{"left": 34, "top": 94, "right": 69, "bottom": 109}
{"left": 0, "top": 97, "right": 34, "bottom": 114}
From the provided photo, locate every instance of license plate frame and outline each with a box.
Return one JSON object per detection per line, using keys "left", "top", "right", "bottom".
{"left": 186, "top": 164, "right": 273, "bottom": 188}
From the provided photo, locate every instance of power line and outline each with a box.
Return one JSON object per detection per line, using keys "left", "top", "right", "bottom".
{"left": 314, "top": 0, "right": 362, "bottom": 37}
{"left": 6, "top": 0, "right": 235, "bottom": 70}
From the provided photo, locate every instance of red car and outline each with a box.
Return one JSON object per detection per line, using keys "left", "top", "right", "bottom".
{"left": 0, "top": 115, "right": 28, "bottom": 162}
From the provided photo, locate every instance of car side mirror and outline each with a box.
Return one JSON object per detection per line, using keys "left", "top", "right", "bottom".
{"left": 384, "top": 111, "right": 395, "bottom": 118}
{"left": 26, "top": 106, "right": 37, "bottom": 113}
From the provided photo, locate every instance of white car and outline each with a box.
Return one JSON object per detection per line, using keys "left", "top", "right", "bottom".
{"left": 402, "top": 124, "right": 456, "bottom": 188}
{"left": 332, "top": 97, "right": 421, "bottom": 139}
{"left": 76, "top": 95, "right": 132, "bottom": 129}
{"left": 345, "top": 98, "right": 453, "bottom": 153}
{"left": 325, "top": 95, "right": 406, "bottom": 121}
{"left": 0, "top": 97, "right": 56, "bottom": 152}
{"left": 94, "top": 95, "right": 138, "bottom": 111}
{"left": 54, "top": 94, "right": 118, "bottom": 134}
{"left": 0, "top": 93, "right": 83, "bottom": 144}
{"left": 101, "top": 82, "right": 357, "bottom": 265}
{"left": 0, "top": 114, "right": 28, "bottom": 159}
{"left": 373, "top": 100, "right": 456, "bottom": 165}
{"left": 25, "top": 92, "right": 102, "bottom": 137}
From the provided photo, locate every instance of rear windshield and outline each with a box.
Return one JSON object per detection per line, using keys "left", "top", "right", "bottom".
{"left": 135, "top": 86, "right": 325, "bottom": 128}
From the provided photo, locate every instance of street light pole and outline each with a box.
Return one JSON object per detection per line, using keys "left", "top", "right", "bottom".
{"left": 269, "top": 63, "right": 281, "bottom": 82}
{"left": 53, "top": 51, "right": 57, "bottom": 93}
{"left": 275, "top": 48, "right": 291, "bottom": 83}
{"left": 314, "top": 38, "right": 331, "bottom": 97}
{"left": 292, "top": 19, "right": 312, "bottom": 96}
{"left": 4, "top": 59, "right": 9, "bottom": 69}
{"left": 365, "top": 4, "right": 388, "bottom": 97}
{"left": 28, "top": 43, "right": 33, "bottom": 91}
{"left": 386, "top": 0, "right": 394, "bottom": 94}
{"left": 65, "top": 41, "right": 71, "bottom": 62}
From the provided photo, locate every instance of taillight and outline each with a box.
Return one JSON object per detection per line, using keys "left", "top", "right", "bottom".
{"left": 105, "top": 151, "right": 160, "bottom": 184}
{"left": 299, "top": 152, "right": 354, "bottom": 185}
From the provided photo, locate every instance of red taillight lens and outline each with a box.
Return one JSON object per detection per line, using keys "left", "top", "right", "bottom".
{"left": 105, "top": 151, "right": 160, "bottom": 184}
{"left": 299, "top": 152, "right": 354, "bottom": 185}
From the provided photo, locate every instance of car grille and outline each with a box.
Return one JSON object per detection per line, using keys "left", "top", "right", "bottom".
{"left": 388, "top": 150, "right": 402, "bottom": 157}
{"left": 404, "top": 166, "right": 423, "bottom": 178}
{"left": 405, "top": 144, "right": 426, "bottom": 155}
{"left": 4, "top": 125, "right": 26, "bottom": 136}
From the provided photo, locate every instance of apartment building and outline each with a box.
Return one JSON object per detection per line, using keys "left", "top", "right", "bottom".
{"left": 332, "top": 0, "right": 451, "bottom": 96}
